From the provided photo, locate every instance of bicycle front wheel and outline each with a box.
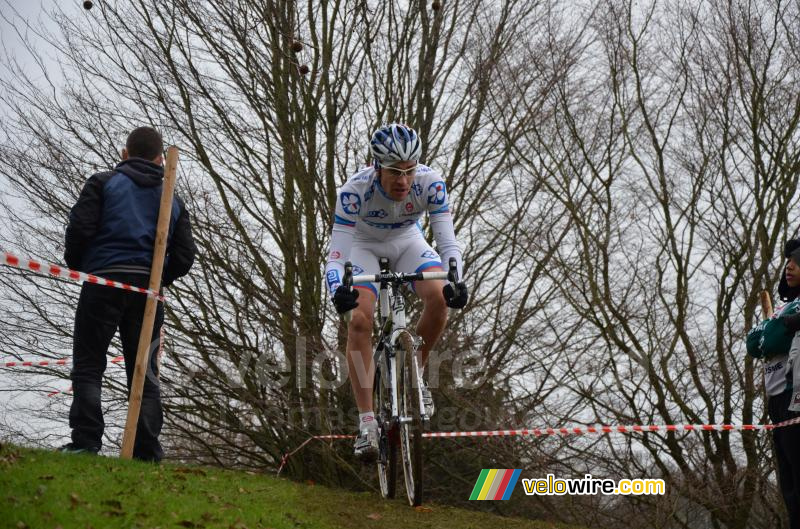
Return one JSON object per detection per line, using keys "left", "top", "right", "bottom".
{"left": 374, "top": 348, "right": 397, "bottom": 499}
{"left": 397, "top": 331, "right": 423, "bottom": 506}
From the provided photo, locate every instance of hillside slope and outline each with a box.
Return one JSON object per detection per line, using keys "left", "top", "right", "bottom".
{"left": 0, "top": 443, "right": 581, "bottom": 529}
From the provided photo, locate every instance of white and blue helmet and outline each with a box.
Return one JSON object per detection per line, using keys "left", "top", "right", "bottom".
{"left": 370, "top": 123, "right": 422, "bottom": 169}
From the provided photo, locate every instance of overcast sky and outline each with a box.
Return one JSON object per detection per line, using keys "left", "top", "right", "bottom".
{"left": 1, "top": 0, "right": 50, "bottom": 33}
{"left": 1, "top": 1, "right": 56, "bottom": 61}
{"left": 1, "top": 4, "right": 78, "bottom": 447}
{"left": 1, "top": 0, "right": 62, "bottom": 122}
{"left": 0, "top": 1, "right": 59, "bottom": 226}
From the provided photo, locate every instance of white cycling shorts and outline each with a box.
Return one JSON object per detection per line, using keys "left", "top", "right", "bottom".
{"left": 349, "top": 232, "right": 442, "bottom": 296}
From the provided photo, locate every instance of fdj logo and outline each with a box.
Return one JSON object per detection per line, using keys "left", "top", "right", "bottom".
{"left": 469, "top": 469, "right": 522, "bottom": 501}
{"left": 428, "top": 181, "right": 446, "bottom": 205}
{"left": 340, "top": 192, "right": 361, "bottom": 215}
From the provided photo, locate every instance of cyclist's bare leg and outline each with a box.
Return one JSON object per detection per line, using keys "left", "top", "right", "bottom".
{"left": 413, "top": 278, "right": 447, "bottom": 366}
{"left": 347, "top": 288, "right": 377, "bottom": 413}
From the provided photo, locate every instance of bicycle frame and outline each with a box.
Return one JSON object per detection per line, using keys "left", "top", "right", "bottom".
{"left": 344, "top": 257, "right": 457, "bottom": 506}
{"left": 375, "top": 276, "right": 418, "bottom": 419}
{"left": 347, "top": 257, "right": 456, "bottom": 416}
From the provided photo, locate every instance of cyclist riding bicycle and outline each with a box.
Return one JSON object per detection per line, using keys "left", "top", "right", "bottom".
{"left": 325, "top": 123, "right": 468, "bottom": 460}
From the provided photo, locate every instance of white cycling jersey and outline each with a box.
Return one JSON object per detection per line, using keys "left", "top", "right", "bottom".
{"left": 324, "top": 164, "right": 463, "bottom": 296}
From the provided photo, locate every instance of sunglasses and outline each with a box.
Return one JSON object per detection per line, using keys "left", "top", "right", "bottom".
{"left": 380, "top": 163, "right": 419, "bottom": 179}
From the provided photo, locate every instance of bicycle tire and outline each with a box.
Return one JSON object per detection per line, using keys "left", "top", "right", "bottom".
{"left": 397, "top": 331, "right": 423, "bottom": 506}
{"left": 374, "top": 348, "right": 397, "bottom": 499}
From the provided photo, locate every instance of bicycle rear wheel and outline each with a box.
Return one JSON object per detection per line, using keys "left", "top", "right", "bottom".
{"left": 374, "top": 347, "right": 397, "bottom": 499}
{"left": 397, "top": 331, "right": 423, "bottom": 506}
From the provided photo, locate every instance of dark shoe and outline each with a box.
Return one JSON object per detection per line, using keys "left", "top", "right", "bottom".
{"left": 353, "top": 429, "right": 379, "bottom": 462}
{"left": 57, "top": 443, "right": 99, "bottom": 455}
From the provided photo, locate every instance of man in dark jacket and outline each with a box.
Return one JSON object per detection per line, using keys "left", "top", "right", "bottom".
{"left": 61, "top": 126, "right": 196, "bottom": 462}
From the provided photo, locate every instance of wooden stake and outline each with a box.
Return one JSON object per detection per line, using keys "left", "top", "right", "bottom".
{"left": 120, "top": 146, "right": 178, "bottom": 459}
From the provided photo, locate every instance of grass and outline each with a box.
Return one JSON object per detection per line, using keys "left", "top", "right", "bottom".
{"left": 0, "top": 443, "right": 580, "bottom": 529}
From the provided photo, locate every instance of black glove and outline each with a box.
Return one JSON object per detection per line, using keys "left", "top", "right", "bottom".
{"left": 443, "top": 282, "right": 468, "bottom": 309}
{"left": 332, "top": 285, "right": 359, "bottom": 314}
{"left": 781, "top": 312, "right": 800, "bottom": 334}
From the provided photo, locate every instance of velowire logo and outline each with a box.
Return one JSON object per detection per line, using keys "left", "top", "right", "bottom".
{"left": 469, "top": 469, "right": 522, "bottom": 501}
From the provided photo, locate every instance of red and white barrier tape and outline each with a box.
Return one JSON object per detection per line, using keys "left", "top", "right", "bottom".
{"left": 276, "top": 417, "right": 800, "bottom": 475}
{"left": 2, "top": 251, "right": 164, "bottom": 301}
{"left": 420, "top": 420, "right": 800, "bottom": 437}
{"left": 3, "top": 356, "right": 123, "bottom": 397}
{"left": 2, "top": 355, "right": 124, "bottom": 368}
{"left": 47, "top": 386, "right": 72, "bottom": 398}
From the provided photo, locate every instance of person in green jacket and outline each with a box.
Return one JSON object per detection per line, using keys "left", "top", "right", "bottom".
{"left": 747, "top": 239, "right": 800, "bottom": 529}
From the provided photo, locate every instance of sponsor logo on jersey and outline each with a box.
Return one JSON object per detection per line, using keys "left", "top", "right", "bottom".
{"left": 352, "top": 265, "right": 365, "bottom": 275}
{"left": 329, "top": 250, "right": 342, "bottom": 260}
{"left": 421, "top": 250, "right": 438, "bottom": 259}
{"left": 428, "top": 181, "right": 446, "bottom": 205}
{"left": 411, "top": 182, "right": 423, "bottom": 196}
{"left": 766, "top": 361, "right": 784, "bottom": 374}
{"left": 405, "top": 202, "right": 414, "bottom": 213}
{"left": 366, "top": 209, "right": 388, "bottom": 219}
{"left": 326, "top": 270, "right": 340, "bottom": 291}
{"left": 340, "top": 192, "right": 361, "bottom": 215}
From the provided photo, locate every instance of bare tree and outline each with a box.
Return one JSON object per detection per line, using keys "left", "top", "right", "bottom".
{"left": 0, "top": 0, "right": 565, "bottom": 499}
{"left": 492, "top": 1, "right": 800, "bottom": 527}
{"left": 2, "top": 0, "right": 798, "bottom": 526}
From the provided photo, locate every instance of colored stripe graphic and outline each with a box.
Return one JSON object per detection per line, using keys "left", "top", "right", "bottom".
{"left": 486, "top": 469, "right": 503, "bottom": 499}
{"left": 502, "top": 469, "right": 522, "bottom": 500}
{"left": 494, "top": 469, "right": 513, "bottom": 500}
{"left": 478, "top": 469, "right": 498, "bottom": 500}
{"left": 469, "top": 469, "right": 490, "bottom": 500}
{"left": 470, "top": 469, "right": 521, "bottom": 500}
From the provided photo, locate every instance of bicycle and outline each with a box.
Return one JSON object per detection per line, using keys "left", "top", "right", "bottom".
{"left": 343, "top": 256, "right": 459, "bottom": 506}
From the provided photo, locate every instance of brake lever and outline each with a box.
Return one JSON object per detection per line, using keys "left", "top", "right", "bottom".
{"left": 447, "top": 257, "right": 460, "bottom": 314}
{"left": 447, "top": 256, "right": 459, "bottom": 285}
{"left": 343, "top": 261, "right": 353, "bottom": 324}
